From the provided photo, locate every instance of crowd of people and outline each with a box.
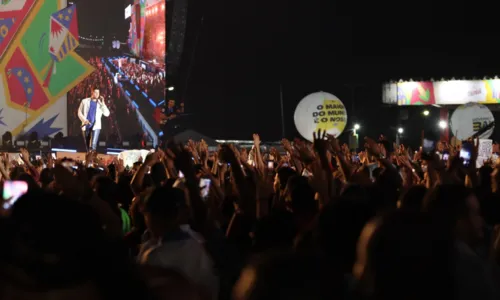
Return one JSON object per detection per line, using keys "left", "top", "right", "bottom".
{"left": 112, "top": 58, "right": 166, "bottom": 102}
{"left": 0, "top": 131, "right": 499, "bottom": 299}
{"left": 68, "top": 57, "right": 144, "bottom": 143}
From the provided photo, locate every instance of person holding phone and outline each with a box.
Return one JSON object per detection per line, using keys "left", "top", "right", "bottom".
{"left": 78, "top": 87, "right": 110, "bottom": 151}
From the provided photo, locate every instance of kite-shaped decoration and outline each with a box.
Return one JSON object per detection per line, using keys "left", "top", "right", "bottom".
{"left": 4, "top": 47, "right": 49, "bottom": 110}
{"left": 7, "top": 67, "right": 34, "bottom": 107}
{"left": 43, "top": 4, "right": 79, "bottom": 87}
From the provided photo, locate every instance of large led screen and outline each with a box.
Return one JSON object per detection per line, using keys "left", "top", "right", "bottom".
{"left": 128, "top": 0, "right": 165, "bottom": 63}
{"left": 143, "top": 0, "right": 165, "bottom": 62}
{"left": 128, "top": 0, "right": 145, "bottom": 57}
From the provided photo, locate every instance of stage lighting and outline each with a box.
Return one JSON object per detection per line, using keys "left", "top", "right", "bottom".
{"left": 167, "top": 86, "right": 174, "bottom": 91}
{"left": 52, "top": 132, "right": 64, "bottom": 148}
{"left": 2, "top": 131, "right": 12, "bottom": 149}
{"left": 438, "top": 120, "right": 447, "bottom": 129}
{"left": 28, "top": 132, "right": 41, "bottom": 150}
{"left": 162, "top": 4, "right": 165, "bottom": 10}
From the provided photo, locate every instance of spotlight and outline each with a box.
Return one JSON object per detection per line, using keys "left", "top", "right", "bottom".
{"left": 438, "top": 120, "right": 448, "bottom": 129}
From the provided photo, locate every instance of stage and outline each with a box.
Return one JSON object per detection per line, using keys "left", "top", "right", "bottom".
{"left": 3, "top": 148, "right": 152, "bottom": 168}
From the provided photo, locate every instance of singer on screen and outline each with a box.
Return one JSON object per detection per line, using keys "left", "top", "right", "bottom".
{"left": 77, "top": 88, "right": 110, "bottom": 151}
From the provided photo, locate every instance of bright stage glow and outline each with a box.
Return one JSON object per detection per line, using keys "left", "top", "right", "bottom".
{"left": 438, "top": 120, "right": 448, "bottom": 129}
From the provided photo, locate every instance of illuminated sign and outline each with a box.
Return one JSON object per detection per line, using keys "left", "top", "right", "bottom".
{"left": 125, "top": 4, "right": 132, "bottom": 19}
{"left": 382, "top": 79, "right": 500, "bottom": 106}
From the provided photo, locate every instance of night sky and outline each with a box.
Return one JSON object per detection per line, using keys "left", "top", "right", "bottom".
{"left": 76, "top": 0, "right": 500, "bottom": 143}
{"left": 72, "top": 0, "right": 129, "bottom": 39}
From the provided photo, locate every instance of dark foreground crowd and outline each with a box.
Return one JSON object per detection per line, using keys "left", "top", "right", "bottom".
{"left": 0, "top": 131, "right": 498, "bottom": 300}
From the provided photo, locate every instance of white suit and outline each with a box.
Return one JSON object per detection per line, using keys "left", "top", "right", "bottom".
{"left": 77, "top": 98, "right": 110, "bottom": 131}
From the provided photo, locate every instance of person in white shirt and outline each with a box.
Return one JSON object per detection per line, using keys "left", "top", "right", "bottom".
{"left": 77, "top": 88, "right": 110, "bottom": 151}
{"left": 138, "top": 187, "right": 219, "bottom": 299}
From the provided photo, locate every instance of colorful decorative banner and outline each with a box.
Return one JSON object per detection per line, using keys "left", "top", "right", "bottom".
{"left": 0, "top": 0, "right": 94, "bottom": 139}
{"left": 384, "top": 80, "right": 500, "bottom": 106}
{"left": 129, "top": 0, "right": 146, "bottom": 57}
{"left": 43, "top": 4, "right": 80, "bottom": 87}
{"left": 397, "top": 81, "right": 436, "bottom": 106}
{"left": 5, "top": 47, "right": 49, "bottom": 110}
{"left": 0, "top": 0, "right": 36, "bottom": 58}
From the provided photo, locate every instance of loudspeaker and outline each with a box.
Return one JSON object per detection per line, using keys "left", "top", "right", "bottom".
{"left": 166, "top": 0, "right": 188, "bottom": 77}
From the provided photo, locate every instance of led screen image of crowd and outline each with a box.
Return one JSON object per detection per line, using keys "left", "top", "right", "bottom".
{"left": 67, "top": 0, "right": 183, "bottom": 147}
{"left": 129, "top": 0, "right": 165, "bottom": 64}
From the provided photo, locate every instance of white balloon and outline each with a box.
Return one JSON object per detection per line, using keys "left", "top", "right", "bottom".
{"left": 450, "top": 102, "right": 495, "bottom": 140}
{"left": 294, "top": 91, "right": 348, "bottom": 141}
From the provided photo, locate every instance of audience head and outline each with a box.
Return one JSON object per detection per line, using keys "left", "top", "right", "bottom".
{"left": 319, "top": 195, "right": 375, "bottom": 274}
{"left": 398, "top": 185, "right": 427, "bottom": 211}
{"left": 274, "top": 167, "right": 296, "bottom": 192}
{"left": 233, "top": 251, "right": 332, "bottom": 300}
{"left": 0, "top": 191, "right": 151, "bottom": 300}
{"left": 284, "top": 175, "right": 317, "bottom": 215}
{"left": 424, "top": 184, "right": 483, "bottom": 246}
{"left": 39, "top": 168, "right": 54, "bottom": 189}
{"left": 142, "top": 186, "right": 186, "bottom": 237}
{"left": 354, "top": 211, "right": 453, "bottom": 300}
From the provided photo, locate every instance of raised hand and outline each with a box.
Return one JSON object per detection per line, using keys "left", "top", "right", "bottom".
{"left": 313, "top": 129, "right": 328, "bottom": 154}
{"left": 281, "top": 138, "right": 293, "bottom": 152}
{"left": 85, "top": 151, "right": 94, "bottom": 167}
{"left": 218, "top": 144, "right": 238, "bottom": 165}
{"left": 464, "top": 137, "right": 480, "bottom": 172}
{"left": 364, "top": 137, "right": 381, "bottom": 157}
{"left": 19, "top": 148, "right": 29, "bottom": 161}
{"left": 144, "top": 152, "right": 159, "bottom": 166}
{"left": 167, "top": 141, "right": 196, "bottom": 178}
{"left": 47, "top": 153, "right": 54, "bottom": 168}
{"left": 252, "top": 134, "right": 261, "bottom": 147}
{"left": 398, "top": 155, "right": 413, "bottom": 170}
{"left": 229, "top": 144, "right": 242, "bottom": 163}
{"left": 293, "top": 139, "right": 316, "bottom": 163}
{"left": 240, "top": 147, "right": 248, "bottom": 163}
{"left": 358, "top": 150, "right": 367, "bottom": 164}
{"left": 200, "top": 139, "right": 208, "bottom": 152}
{"left": 326, "top": 134, "right": 341, "bottom": 154}
{"left": 186, "top": 139, "right": 200, "bottom": 163}
{"left": 115, "top": 158, "right": 125, "bottom": 173}
{"left": 199, "top": 139, "right": 209, "bottom": 165}
{"left": 341, "top": 143, "right": 350, "bottom": 156}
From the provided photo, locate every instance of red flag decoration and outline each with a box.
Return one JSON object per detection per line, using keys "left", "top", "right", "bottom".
{"left": 43, "top": 4, "right": 79, "bottom": 87}
{"left": 0, "top": 0, "right": 36, "bottom": 58}
{"left": 4, "top": 48, "right": 49, "bottom": 110}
